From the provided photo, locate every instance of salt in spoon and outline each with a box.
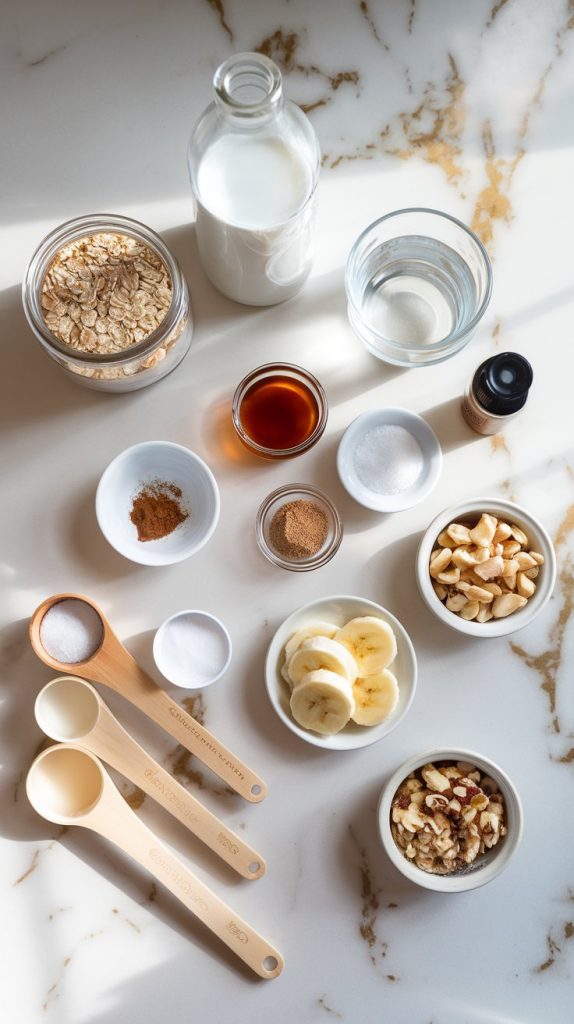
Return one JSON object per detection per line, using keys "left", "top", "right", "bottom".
{"left": 26, "top": 744, "right": 283, "bottom": 979}
{"left": 35, "top": 676, "right": 265, "bottom": 880}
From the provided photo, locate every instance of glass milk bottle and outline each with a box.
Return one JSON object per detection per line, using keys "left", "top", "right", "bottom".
{"left": 188, "top": 53, "right": 320, "bottom": 306}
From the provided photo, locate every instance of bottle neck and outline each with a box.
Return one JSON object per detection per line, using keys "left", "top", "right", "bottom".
{"left": 213, "top": 53, "right": 283, "bottom": 122}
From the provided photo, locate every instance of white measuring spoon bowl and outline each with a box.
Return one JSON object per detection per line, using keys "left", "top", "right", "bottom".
{"left": 34, "top": 677, "right": 265, "bottom": 881}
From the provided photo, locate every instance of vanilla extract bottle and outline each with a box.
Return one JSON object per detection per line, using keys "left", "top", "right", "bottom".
{"left": 462, "top": 352, "right": 533, "bottom": 436}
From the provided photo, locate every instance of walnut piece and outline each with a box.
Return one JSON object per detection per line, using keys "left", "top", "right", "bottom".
{"left": 390, "top": 761, "right": 507, "bottom": 875}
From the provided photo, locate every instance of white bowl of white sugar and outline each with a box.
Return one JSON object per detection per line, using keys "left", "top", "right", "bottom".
{"left": 337, "top": 407, "right": 442, "bottom": 512}
{"left": 153, "top": 609, "right": 232, "bottom": 689}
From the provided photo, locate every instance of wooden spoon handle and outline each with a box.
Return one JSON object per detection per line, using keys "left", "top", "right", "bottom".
{"left": 91, "top": 798, "right": 283, "bottom": 979}
{"left": 94, "top": 639, "right": 267, "bottom": 803}
{"left": 141, "top": 686, "right": 266, "bottom": 803}
{"left": 88, "top": 706, "right": 265, "bottom": 879}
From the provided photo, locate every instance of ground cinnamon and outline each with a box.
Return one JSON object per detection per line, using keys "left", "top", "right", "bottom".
{"left": 269, "top": 499, "right": 328, "bottom": 559}
{"left": 130, "top": 480, "right": 189, "bottom": 542}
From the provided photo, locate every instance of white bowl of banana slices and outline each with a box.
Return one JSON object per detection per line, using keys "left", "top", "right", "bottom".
{"left": 265, "top": 595, "right": 417, "bottom": 749}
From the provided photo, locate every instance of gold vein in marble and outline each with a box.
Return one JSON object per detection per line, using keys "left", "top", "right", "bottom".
{"left": 359, "top": 1, "right": 389, "bottom": 50}
{"left": 383, "top": 54, "right": 465, "bottom": 186}
{"left": 318, "top": 996, "right": 343, "bottom": 1018}
{"left": 348, "top": 826, "right": 388, "bottom": 966}
{"left": 535, "top": 918, "right": 574, "bottom": 973}
{"left": 204, "top": 0, "right": 233, "bottom": 41}
{"left": 555, "top": 504, "right": 574, "bottom": 550}
{"left": 408, "top": 0, "right": 416, "bottom": 33}
{"left": 43, "top": 956, "right": 71, "bottom": 1012}
{"left": 43, "top": 931, "right": 104, "bottom": 1012}
{"left": 511, "top": 559, "right": 574, "bottom": 735}
{"left": 490, "top": 434, "right": 510, "bottom": 457}
{"left": 164, "top": 695, "right": 235, "bottom": 797}
{"left": 255, "top": 29, "right": 360, "bottom": 115}
{"left": 13, "top": 828, "right": 67, "bottom": 886}
{"left": 300, "top": 98, "right": 330, "bottom": 115}
{"left": 501, "top": 479, "right": 517, "bottom": 502}
{"left": 486, "top": 0, "right": 510, "bottom": 28}
{"left": 470, "top": 122, "right": 523, "bottom": 248}
{"left": 474, "top": 7, "right": 574, "bottom": 251}
{"left": 122, "top": 783, "right": 145, "bottom": 810}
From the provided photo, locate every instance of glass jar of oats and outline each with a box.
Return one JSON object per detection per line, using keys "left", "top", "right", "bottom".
{"left": 23, "top": 214, "right": 193, "bottom": 392}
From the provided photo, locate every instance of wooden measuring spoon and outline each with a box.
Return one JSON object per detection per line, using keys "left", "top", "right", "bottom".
{"left": 30, "top": 594, "right": 266, "bottom": 802}
{"left": 26, "top": 745, "right": 283, "bottom": 979}
{"left": 35, "top": 677, "right": 265, "bottom": 880}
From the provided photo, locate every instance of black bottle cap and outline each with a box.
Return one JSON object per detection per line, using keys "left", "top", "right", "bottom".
{"left": 472, "top": 352, "right": 533, "bottom": 416}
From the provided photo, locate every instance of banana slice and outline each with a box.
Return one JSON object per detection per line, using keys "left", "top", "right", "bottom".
{"left": 288, "top": 636, "right": 358, "bottom": 686}
{"left": 290, "top": 669, "right": 354, "bottom": 735}
{"left": 352, "top": 669, "right": 399, "bottom": 726}
{"left": 281, "top": 660, "right": 293, "bottom": 688}
{"left": 284, "top": 621, "right": 339, "bottom": 662}
{"left": 335, "top": 616, "right": 397, "bottom": 676}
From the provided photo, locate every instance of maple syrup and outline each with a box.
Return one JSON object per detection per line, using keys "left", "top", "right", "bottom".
{"left": 233, "top": 365, "right": 327, "bottom": 458}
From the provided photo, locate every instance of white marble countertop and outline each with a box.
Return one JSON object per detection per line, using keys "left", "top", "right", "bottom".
{"left": 2, "top": 1, "right": 574, "bottom": 1021}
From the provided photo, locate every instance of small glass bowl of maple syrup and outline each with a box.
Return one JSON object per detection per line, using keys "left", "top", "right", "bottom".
{"left": 232, "top": 363, "right": 328, "bottom": 459}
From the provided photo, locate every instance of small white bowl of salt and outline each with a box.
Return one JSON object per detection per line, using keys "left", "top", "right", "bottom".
{"left": 153, "top": 609, "right": 232, "bottom": 690}
{"left": 337, "top": 407, "right": 442, "bottom": 512}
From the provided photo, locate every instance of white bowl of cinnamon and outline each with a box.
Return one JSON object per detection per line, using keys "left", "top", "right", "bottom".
{"left": 96, "top": 441, "right": 220, "bottom": 565}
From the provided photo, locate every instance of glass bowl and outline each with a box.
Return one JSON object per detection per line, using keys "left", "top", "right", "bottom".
{"left": 345, "top": 208, "right": 492, "bottom": 367}
{"left": 22, "top": 213, "right": 193, "bottom": 392}
{"left": 232, "top": 363, "right": 328, "bottom": 459}
{"left": 256, "top": 484, "right": 342, "bottom": 571}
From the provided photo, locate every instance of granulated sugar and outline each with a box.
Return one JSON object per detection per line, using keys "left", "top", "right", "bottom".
{"left": 353, "top": 424, "right": 424, "bottom": 495}
{"left": 155, "top": 612, "right": 230, "bottom": 687}
{"left": 40, "top": 599, "right": 104, "bottom": 664}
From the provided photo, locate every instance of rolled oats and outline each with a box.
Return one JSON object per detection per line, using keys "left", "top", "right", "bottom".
{"left": 41, "top": 233, "right": 172, "bottom": 355}
{"left": 391, "top": 761, "right": 507, "bottom": 874}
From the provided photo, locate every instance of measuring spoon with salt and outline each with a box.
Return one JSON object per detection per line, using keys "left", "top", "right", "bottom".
{"left": 26, "top": 745, "right": 283, "bottom": 979}
{"left": 35, "top": 677, "right": 265, "bottom": 880}
{"left": 30, "top": 594, "right": 266, "bottom": 803}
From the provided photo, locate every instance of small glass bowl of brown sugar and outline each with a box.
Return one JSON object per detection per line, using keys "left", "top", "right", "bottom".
{"left": 256, "top": 485, "right": 343, "bottom": 571}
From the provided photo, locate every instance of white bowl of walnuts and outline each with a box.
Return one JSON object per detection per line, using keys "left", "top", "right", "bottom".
{"left": 416, "top": 497, "right": 556, "bottom": 637}
{"left": 378, "top": 748, "right": 523, "bottom": 892}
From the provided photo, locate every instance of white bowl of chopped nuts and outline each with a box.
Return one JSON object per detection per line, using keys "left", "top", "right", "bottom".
{"left": 416, "top": 497, "right": 556, "bottom": 637}
{"left": 378, "top": 749, "right": 523, "bottom": 892}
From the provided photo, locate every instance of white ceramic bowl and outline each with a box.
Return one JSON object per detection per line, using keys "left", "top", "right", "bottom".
{"left": 265, "top": 595, "right": 417, "bottom": 750}
{"left": 416, "top": 496, "right": 556, "bottom": 637}
{"left": 153, "top": 610, "right": 232, "bottom": 689}
{"left": 337, "top": 407, "right": 442, "bottom": 512}
{"left": 378, "top": 747, "right": 523, "bottom": 892}
{"left": 96, "top": 441, "right": 220, "bottom": 565}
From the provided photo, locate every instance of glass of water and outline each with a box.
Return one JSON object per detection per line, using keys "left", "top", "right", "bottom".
{"left": 345, "top": 208, "right": 492, "bottom": 367}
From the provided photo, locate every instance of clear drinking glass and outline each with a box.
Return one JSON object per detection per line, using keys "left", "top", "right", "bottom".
{"left": 188, "top": 53, "right": 320, "bottom": 306}
{"left": 345, "top": 208, "right": 492, "bottom": 367}
{"left": 23, "top": 214, "right": 193, "bottom": 393}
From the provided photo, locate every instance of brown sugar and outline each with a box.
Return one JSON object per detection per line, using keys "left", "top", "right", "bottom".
{"left": 130, "top": 480, "right": 189, "bottom": 542}
{"left": 269, "top": 499, "right": 328, "bottom": 559}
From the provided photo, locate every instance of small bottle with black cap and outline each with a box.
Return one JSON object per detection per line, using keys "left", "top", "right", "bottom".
{"left": 461, "top": 352, "right": 533, "bottom": 436}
